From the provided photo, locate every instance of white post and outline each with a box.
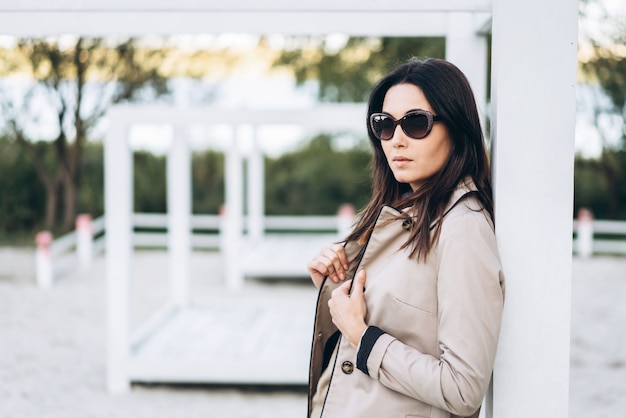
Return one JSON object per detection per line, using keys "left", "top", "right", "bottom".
{"left": 35, "top": 231, "right": 53, "bottom": 289}
{"left": 336, "top": 204, "right": 356, "bottom": 240}
{"left": 76, "top": 214, "right": 93, "bottom": 267}
{"left": 224, "top": 127, "right": 244, "bottom": 290}
{"left": 167, "top": 126, "right": 191, "bottom": 308}
{"left": 446, "top": 12, "right": 489, "bottom": 130}
{"left": 576, "top": 208, "right": 594, "bottom": 258}
{"left": 490, "top": 0, "right": 577, "bottom": 417}
{"left": 218, "top": 204, "right": 228, "bottom": 254}
{"left": 247, "top": 125, "right": 265, "bottom": 244}
{"left": 105, "top": 113, "right": 132, "bottom": 394}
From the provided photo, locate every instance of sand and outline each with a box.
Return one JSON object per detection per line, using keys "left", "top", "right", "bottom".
{"left": 1, "top": 247, "right": 624, "bottom": 417}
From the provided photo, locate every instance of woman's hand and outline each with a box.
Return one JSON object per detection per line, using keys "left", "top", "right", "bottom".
{"left": 328, "top": 269, "right": 368, "bottom": 348}
{"left": 306, "top": 243, "right": 350, "bottom": 288}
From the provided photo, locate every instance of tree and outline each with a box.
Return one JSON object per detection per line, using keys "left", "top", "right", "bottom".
{"left": 0, "top": 135, "right": 45, "bottom": 238}
{"left": 578, "top": 0, "right": 626, "bottom": 218}
{"left": 0, "top": 37, "right": 169, "bottom": 232}
{"left": 265, "top": 134, "right": 372, "bottom": 215}
{"left": 272, "top": 36, "right": 445, "bottom": 102}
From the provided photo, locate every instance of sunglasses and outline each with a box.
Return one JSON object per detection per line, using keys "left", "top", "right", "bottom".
{"left": 369, "top": 110, "right": 442, "bottom": 141}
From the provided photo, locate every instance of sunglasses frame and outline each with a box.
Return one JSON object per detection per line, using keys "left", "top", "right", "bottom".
{"left": 369, "top": 110, "right": 442, "bottom": 141}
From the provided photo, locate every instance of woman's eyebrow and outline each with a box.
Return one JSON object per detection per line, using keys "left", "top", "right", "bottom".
{"left": 381, "top": 108, "right": 428, "bottom": 116}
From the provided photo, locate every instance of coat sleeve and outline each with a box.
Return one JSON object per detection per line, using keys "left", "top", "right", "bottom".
{"left": 357, "top": 210, "right": 505, "bottom": 417}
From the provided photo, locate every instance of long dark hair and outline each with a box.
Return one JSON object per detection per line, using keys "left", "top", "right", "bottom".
{"left": 346, "top": 58, "right": 493, "bottom": 260}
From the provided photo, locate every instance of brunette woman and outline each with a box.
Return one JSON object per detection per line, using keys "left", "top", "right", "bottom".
{"left": 307, "top": 58, "right": 505, "bottom": 418}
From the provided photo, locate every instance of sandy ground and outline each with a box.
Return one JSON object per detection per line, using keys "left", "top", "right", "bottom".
{"left": 1, "top": 247, "right": 625, "bottom": 417}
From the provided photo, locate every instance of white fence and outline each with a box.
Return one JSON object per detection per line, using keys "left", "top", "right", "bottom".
{"left": 35, "top": 211, "right": 352, "bottom": 288}
{"left": 132, "top": 212, "right": 346, "bottom": 250}
{"left": 573, "top": 219, "right": 626, "bottom": 258}
{"left": 35, "top": 215, "right": 106, "bottom": 289}
{"left": 35, "top": 214, "right": 626, "bottom": 288}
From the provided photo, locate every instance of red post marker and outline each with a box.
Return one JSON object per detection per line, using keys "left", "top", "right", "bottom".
{"left": 337, "top": 203, "right": 356, "bottom": 239}
{"left": 576, "top": 207, "right": 594, "bottom": 258}
{"left": 76, "top": 214, "right": 93, "bottom": 266}
{"left": 35, "top": 231, "right": 53, "bottom": 288}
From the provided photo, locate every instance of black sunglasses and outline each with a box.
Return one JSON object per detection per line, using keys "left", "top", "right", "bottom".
{"left": 369, "top": 110, "right": 442, "bottom": 141}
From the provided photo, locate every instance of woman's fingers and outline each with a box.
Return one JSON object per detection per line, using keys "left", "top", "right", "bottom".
{"left": 320, "top": 244, "right": 349, "bottom": 282}
{"left": 307, "top": 244, "right": 350, "bottom": 284}
{"left": 332, "top": 244, "right": 350, "bottom": 271}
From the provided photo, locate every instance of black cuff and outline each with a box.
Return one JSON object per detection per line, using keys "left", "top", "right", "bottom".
{"left": 356, "top": 326, "right": 385, "bottom": 375}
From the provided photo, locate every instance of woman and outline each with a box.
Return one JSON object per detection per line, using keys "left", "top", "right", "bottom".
{"left": 306, "top": 58, "right": 505, "bottom": 418}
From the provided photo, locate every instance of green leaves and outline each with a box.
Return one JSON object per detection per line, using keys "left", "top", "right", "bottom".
{"left": 265, "top": 134, "right": 371, "bottom": 215}
{"left": 273, "top": 37, "right": 445, "bottom": 102}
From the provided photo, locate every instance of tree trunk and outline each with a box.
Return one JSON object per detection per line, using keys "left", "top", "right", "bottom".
{"left": 604, "top": 169, "right": 621, "bottom": 219}
{"left": 61, "top": 171, "right": 77, "bottom": 231}
{"left": 44, "top": 181, "right": 59, "bottom": 230}
{"left": 600, "top": 151, "right": 622, "bottom": 219}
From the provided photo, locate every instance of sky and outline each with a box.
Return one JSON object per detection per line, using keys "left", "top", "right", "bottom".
{"left": 575, "top": 0, "right": 626, "bottom": 157}
{"left": 137, "top": 0, "right": 626, "bottom": 158}
{"left": 1, "top": 1, "right": 625, "bottom": 158}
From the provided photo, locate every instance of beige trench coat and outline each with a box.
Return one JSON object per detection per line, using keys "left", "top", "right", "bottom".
{"left": 308, "top": 179, "right": 505, "bottom": 418}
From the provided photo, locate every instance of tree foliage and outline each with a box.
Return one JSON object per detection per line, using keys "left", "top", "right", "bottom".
{"left": 130, "top": 149, "right": 226, "bottom": 215}
{"left": 0, "top": 136, "right": 45, "bottom": 238}
{"left": 577, "top": 1, "right": 626, "bottom": 218}
{"left": 272, "top": 37, "right": 445, "bottom": 102}
{"left": 575, "top": 151, "right": 626, "bottom": 219}
{"left": 0, "top": 135, "right": 374, "bottom": 241}
{"left": 265, "top": 134, "right": 371, "bottom": 215}
{"left": 0, "top": 37, "right": 170, "bottom": 232}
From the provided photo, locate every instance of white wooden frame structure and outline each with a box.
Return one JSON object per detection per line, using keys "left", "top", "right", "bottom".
{"left": 106, "top": 104, "right": 365, "bottom": 288}
{"left": 1, "top": 1, "right": 578, "bottom": 416}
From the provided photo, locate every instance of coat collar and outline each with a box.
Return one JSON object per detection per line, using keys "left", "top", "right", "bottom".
{"left": 441, "top": 176, "right": 478, "bottom": 218}
{"left": 403, "top": 176, "right": 479, "bottom": 231}
{"left": 341, "top": 177, "right": 481, "bottom": 271}
{"left": 364, "top": 177, "right": 480, "bottom": 239}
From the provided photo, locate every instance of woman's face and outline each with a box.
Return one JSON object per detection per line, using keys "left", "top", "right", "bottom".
{"left": 379, "top": 83, "right": 453, "bottom": 191}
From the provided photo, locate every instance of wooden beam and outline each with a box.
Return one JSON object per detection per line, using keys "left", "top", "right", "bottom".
{"left": 0, "top": 1, "right": 491, "bottom": 36}
{"left": 1, "top": 0, "right": 492, "bottom": 12}
{"left": 104, "top": 114, "right": 132, "bottom": 394}
{"left": 167, "top": 125, "right": 191, "bottom": 308}
{"left": 107, "top": 105, "right": 366, "bottom": 131}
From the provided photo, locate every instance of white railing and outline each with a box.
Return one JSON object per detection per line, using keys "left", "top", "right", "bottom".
{"left": 573, "top": 219, "right": 626, "bottom": 257}
{"left": 35, "top": 209, "right": 355, "bottom": 288}
{"left": 36, "top": 213, "right": 625, "bottom": 288}
{"left": 35, "top": 214, "right": 106, "bottom": 289}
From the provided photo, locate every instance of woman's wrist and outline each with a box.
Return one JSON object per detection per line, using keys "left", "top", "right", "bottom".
{"left": 348, "top": 322, "right": 369, "bottom": 348}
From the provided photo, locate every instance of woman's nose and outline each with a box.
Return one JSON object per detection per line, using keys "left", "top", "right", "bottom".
{"left": 389, "top": 125, "right": 408, "bottom": 147}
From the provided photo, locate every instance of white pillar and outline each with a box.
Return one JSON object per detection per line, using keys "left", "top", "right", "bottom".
{"left": 446, "top": 12, "right": 489, "bottom": 128}
{"left": 167, "top": 126, "right": 191, "bottom": 307}
{"left": 224, "top": 127, "right": 244, "bottom": 290}
{"left": 490, "top": 0, "right": 577, "bottom": 417}
{"left": 105, "top": 115, "right": 132, "bottom": 394}
{"left": 247, "top": 126, "right": 265, "bottom": 244}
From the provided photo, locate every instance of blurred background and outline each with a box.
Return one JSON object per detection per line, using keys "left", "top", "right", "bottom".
{"left": 0, "top": 0, "right": 623, "bottom": 241}
{"left": 0, "top": 0, "right": 625, "bottom": 417}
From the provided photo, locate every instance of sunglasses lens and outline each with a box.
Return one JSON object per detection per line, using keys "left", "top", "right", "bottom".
{"left": 403, "top": 113, "right": 430, "bottom": 139}
{"left": 371, "top": 115, "right": 395, "bottom": 140}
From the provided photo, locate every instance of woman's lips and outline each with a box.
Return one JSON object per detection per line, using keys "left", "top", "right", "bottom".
{"left": 392, "top": 156, "right": 412, "bottom": 167}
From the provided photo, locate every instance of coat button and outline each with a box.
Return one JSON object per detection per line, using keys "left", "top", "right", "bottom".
{"left": 402, "top": 218, "right": 412, "bottom": 231}
{"left": 341, "top": 361, "right": 354, "bottom": 374}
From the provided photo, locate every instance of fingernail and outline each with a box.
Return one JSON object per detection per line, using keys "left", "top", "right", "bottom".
{"left": 339, "top": 273, "right": 345, "bottom": 280}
